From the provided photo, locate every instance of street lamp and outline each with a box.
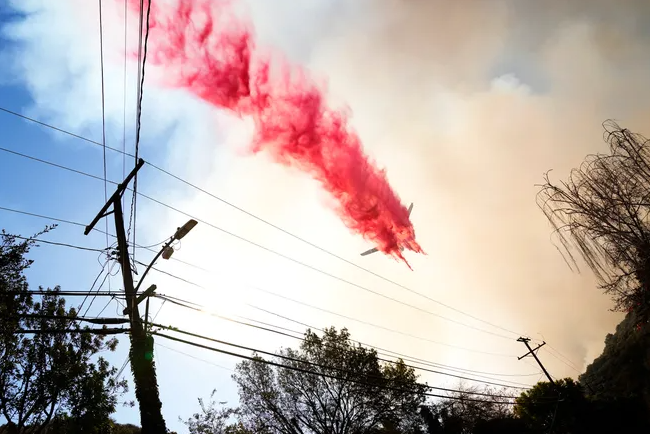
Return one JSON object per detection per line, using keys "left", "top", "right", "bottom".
{"left": 124, "top": 219, "right": 198, "bottom": 317}
{"left": 135, "top": 219, "right": 198, "bottom": 293}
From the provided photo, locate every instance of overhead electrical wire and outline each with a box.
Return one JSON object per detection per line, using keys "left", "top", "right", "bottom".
{"left": 0, "top": 145, "right": 522, "bottom": 343}
{"left": 155, "top": 341, "right": 234, "bottom": 372}
{"left": 122, "top": 0, "right": 128, "bottom": 191}
{"left": 154, "top": 294, "right": 537, "bottom": 389}
{"left": 0, "top": 201, "right": 522, "bottom": 362}
{"left": 0, "top": 106, "right": 527, "bottom": 341}
{"left": 153, "top": 293, "right": 534, "bottom": 384}
{"left": 149, "top": 160, "right": 524, "bottom": 338}
{"left": 152, "top": 322, "right": 520, "bottom": 400}
{"left": 97, "top": 0, "right": 112, "bottom": 298}
{"left": 81, "top": 264, "right": 112, "bottom": 318}
{"left": 2, "top": 112, "right": 588, "bottom": 377}
{"left": 157, "top": 332, "right": 562, "bottom": 405}
{"left": 129, "top": 0, "right": 151, "bottom": 267}
{"left": 77, "top": 260, "right": 110, "bottom": 317}
{"left": 153, "top": 331, "right": 518, "bottom": 404}
{"left": 3, "top": 290, "right": 120, "bottom": 297}
{"left": 0, "top": 223, "right": 537, "bottom": 388}
{"left": 9, "top": 234, "right": 108, "bottom": 253}
{"left": 138, "top": 261, "right": 515, "bottom": 358}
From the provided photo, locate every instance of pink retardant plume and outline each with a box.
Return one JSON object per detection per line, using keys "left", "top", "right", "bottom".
{"left": 126, "top": 0, "right": 424, "bottom": 267}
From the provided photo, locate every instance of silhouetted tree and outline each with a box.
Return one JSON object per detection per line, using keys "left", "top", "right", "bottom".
{"left": 580, "top": 308, "right": 650, "bottom": 410}
{"left": 420, "top": 384, "right": 518, "bottom": 434}
{"left": 515, "top": 377, "right": 650, "bottom": 434}
{"left": 538, "top": 121, "right": 650, "bottom": 324}
{"left": 232, "top": 327, "right": 427, "bottom": 434}
{"left": 181, "top": 389, "right": 242, "bottom": 434}
{"left": 0, "top": 229, "right": 126, "bottom": 434}
{"left": 515, "top": 378, "right": 587, "bottom": 434}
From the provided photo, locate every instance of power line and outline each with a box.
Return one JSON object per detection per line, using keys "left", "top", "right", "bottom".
{"left": 0, "top": 146, "right": 520, "bottom": 342}
{"left": 155, "top": 292, "right": 528, "bottom": 385}
{"left": 0, "top": 146, "right": 113, "bottom": 184}
{"left": 4, "top": 209, "right": 522, "bottom": 362}
{"left": 15, "top": 328, "right": 128, "bottom": 335}
{"left": 122, "top": 0, "right": 128, "bottom": 189}
{"left": 227, "top": 311, "right": 536, "bottom": 384}
{"left": 14, "top": 313, "right": 129, "bottom": 325}
{"left": 152, "top": 322, "right": 518, "bottom": 399}
{"left": 4, "top": 290, "right": 120, "bottom": 297}
{"left": 154, "top": 331, "right": 517, "bottom": 404}
{"left": 0, "top": 203, "right": 524, "bottom": 368}
{"left": 155, "top": 294, "right": 535, "bottom": 390}
{"left": 148, "top": 160, "right": 524, "bottom": 338}
{"left": 98, "top": 0, "right": 110, "bottom": 268}
{"left": 1, "top": 218, "right": 534, "bottom": 387}
{"left": 141, "top": 262, "right": 515, "bottom": 358}
{"left": 146, "top": 269, "right": 537, "bottom": 380}
{"left": 81, "top": 262, "right": 112, "bottom": 318}
{"left": 0, "top": 105, "right": 528, "bottom": 341}
{"left": 0, "top": 107, "right": 109, "bottom": 149}
{"left": 0, "top": 205, "right": 87, "bottom": 228}
{"left": 9, "top": 234, "right": 108, "bottom": 253}
{"left": 135, "top": 192, "right": 517, "bottom": 341}
{"left": 155, "top": 342, "right": 234, "bottom": 372}
{"left": 1, "top": 209, "right": 535, "bottom": 389}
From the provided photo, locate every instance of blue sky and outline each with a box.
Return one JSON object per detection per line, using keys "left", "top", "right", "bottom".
{"left": 4, "top": 0, "right": 650, "bottom": 432}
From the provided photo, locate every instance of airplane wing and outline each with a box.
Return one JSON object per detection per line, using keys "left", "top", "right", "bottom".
{"left": 360, "top": 247, "right": 379, "bottom": 256}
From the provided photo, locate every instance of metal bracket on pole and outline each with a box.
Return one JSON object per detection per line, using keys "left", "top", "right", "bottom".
{"left": 123, "top": 284, "right": 157, "bottom": 316}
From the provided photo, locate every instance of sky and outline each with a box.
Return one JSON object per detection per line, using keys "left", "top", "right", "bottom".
{"left": 2, "top": 0, "right": 650, "bottom": 431}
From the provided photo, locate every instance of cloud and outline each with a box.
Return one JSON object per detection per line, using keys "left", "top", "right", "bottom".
{"left": 4, "top": 0, "right": 650, "bottom": 425}
{"left": 301, "top": 0, "right": 650, "bottom": 370}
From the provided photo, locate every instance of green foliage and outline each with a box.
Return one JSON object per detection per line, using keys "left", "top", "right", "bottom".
{"left": 0, "top": 229, "right": 127, "bottom": 433}
{"left": 514, "top": 378, "right": 650, "bottom": 434}
{"left": 232, "top": 327, "right": 427, "bottom": 434}
{"left": 181, "top": 389, "right": 240, "bottom": 434}
{"left": 514, "top": 378, "right": 586, "bottom": 433}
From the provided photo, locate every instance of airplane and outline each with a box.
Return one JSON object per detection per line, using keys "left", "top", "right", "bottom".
{"left": 360, "top": 202, "right": 414, "bottom": 256}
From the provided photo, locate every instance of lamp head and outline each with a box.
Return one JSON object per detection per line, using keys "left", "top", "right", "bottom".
{"left": 174, "top": 219, "right": 198, "bottom": 241}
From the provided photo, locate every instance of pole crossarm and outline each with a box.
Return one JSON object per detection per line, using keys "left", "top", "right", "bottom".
{"left": 517, "top": 337, "right": 555, "bottom": 385}
{"left": 84, "top": 158, "right": 144, "bottom": 236}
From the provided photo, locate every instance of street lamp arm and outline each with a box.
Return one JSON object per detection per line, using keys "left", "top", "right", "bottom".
{"left": 133, "top": 219, "right": 197, "bottom": 294}
{"left": 134, "top": 239, "right": 171, "bottom": 294}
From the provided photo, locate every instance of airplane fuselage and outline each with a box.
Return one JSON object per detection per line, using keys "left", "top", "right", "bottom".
{"left": 359, "top": 202, "right": 414, "bottom": 257}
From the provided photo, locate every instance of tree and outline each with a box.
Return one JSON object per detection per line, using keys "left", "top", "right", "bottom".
{"left": 537, "top": 121, "right": 650, "bottom": 324}
{"left": 514, "top": 378, "right": 587, "bottom": 434}
{"left": 232, "top": 327, "right": 427, "bottom": 434}
{"left": 181, "top": 389, "right": 241, "bottom": 434}
{"left": 0, "top": 229, "right": 127, "bottom": 434}
{"left": 515, "top": 378, "right": 650, "bottom": 434}
{"left": 580, "top": 309, "right": 650, "bottom": 410}
{"left": 420, "top": 385, "right": 521, "bottom": 434}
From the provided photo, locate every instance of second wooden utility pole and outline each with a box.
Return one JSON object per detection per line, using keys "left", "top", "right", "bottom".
{"left": 85, "top": 159, "right": 166, "bottom": 434}
{"left": 517, "top": 337, "right": 555, "bottom": 385}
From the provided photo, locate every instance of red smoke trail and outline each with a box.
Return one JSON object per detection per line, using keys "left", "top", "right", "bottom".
{"left": 127, "top": 0, "right": 424, "bottom": 267}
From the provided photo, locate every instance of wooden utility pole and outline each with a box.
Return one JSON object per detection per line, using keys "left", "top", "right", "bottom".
{"left": 518, "top": 337, "right": 563, "bottom": 434}
{"left": 517, "top": 337, "right": 555, "bottom": 385}
{"left": 85, "top": 159, "right": 166, "bottom": 433}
